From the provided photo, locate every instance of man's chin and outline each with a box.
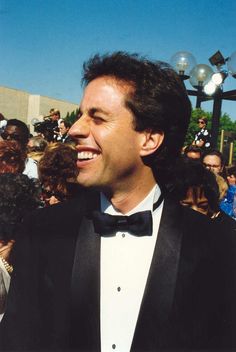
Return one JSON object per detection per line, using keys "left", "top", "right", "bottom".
{"left": 76, "top": 176, "right": 98, "bottom": 189}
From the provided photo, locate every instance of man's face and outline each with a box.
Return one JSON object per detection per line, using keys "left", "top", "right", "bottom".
{"left": 59, "top": 122, "right": 68, "bottom": 136}
{"left": 69, "top": 77, "right": 148, "bottom": 191}
{"left": 51, "top": 113, "right": 59, "bottom": 121}
{"left": 203, "top": 155, "right": 222, "bottom": 175}
{"left": 1, "top": 125, "right": 26, "bottom": 146}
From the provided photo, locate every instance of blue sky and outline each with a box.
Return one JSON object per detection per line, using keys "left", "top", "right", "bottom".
{"left": 1, "top": 0, "right": 236, "bottom": 119}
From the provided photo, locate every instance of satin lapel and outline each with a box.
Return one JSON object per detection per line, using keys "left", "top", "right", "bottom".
{"left": 132, "top": 197, "right": 183, "bottom": 349}
{"left": 70, "top": 194, "right": 101, "bottom": 351}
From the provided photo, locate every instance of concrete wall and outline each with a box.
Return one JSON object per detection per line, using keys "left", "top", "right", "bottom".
{"left": 0, "top": 86, "right": 29, "bottom": 124}
{"left": 0, "top": 86, "right": 79, "bottom": 133}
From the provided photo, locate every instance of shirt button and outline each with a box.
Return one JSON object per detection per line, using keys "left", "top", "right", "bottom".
{"left": 112, "top": 344, "right": 116, "bottom": 349}
{"left": 117, "top": 287, "right": 121, "bottom": 292}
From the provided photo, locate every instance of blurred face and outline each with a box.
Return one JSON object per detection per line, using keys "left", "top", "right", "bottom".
{"left": 1, "top": 125, "right": 26, "bottom": 145}
{"left": 203, "top": 155, "right": 222, "bottom": 175}
{"left": 51, "top": 113, "right": 59, "bottom": 121}
{"left": 198, "top": 119, "right": 206, "bottom": 129}
{"left": 69, "top": 77, "right": 152, "bottom": 192}
{"left": 59, "top": 122, "right": 69, "bottom": 136}
{"left": 180, "top": 187, "right": 210, "bottom": 216}
{"left": 227, "top": 174, "right": 236, "bottom": 186}
{"left": 186, "top": 151, "right": 201, "bottom": 160}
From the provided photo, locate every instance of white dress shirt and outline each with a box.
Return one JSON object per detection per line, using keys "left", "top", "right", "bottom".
{"left": 100, "top": 184, "right": 164, "bottom": 352}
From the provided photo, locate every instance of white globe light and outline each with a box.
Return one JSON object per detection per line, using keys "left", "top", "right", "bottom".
{"left": 189, "top": 64, "right": 213, "bottom": 88}
{"left": 170, "top": 51, "right": 197, "bottom": 77}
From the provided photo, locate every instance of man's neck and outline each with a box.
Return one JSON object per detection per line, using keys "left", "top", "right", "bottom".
{"left": 103, "top": 176, "right": 157, "bottom": 214}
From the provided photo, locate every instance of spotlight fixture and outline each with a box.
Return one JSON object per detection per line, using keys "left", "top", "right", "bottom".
{"left": 209, "top": 50, "right": 226, "bottom": 67}
{"left": 203, "top": 81, "right": 217, "bottom": 95}
{"left": 211, "top": 70, "right": 228, "bottom": 85}
{"left": 170, "top": 49, "right": 236, "bottom": 149}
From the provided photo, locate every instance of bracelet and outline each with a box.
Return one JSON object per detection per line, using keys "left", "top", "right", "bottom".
{"left": 0, "top": 256, "right": 13, "bottom": 274}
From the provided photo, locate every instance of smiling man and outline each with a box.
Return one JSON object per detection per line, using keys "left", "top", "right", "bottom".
{"left": 1, "top": 52, "right": 236, "bottom": 351}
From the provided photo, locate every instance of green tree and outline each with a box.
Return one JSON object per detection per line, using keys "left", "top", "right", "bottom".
{"left": 185, "top": 108, "right": 236, "bottom": 146}
{"left": 64, "top": 109, "right": 79, "bottom": 125}
{"left": 185, "top": 108, "right": 236, "bottom": 164}
{"left": 184, "top": 108, "right": 212, "bottom": 146}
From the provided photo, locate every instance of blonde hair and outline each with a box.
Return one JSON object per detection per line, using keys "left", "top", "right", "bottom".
{"left": 215, "top": 174, "right": 228, "bottom": 200}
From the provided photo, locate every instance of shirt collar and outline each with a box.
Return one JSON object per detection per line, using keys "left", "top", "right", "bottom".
{"left": 100, "top": 184, "right": 161, "bottom": 216}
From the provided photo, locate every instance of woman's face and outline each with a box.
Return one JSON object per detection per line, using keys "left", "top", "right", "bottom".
{"left": 227, "top": 174, "right": 236, "bottom": 186}
{"left": 42, "top": 186, "right": 61, "bottom": 206}
{"left": 180, "top": 187, "right": 210, "bottom": 216}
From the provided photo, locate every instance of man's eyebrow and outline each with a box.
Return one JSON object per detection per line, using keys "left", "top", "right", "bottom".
{"left": 79, "top": 107, "right": 111, "bottom": 116}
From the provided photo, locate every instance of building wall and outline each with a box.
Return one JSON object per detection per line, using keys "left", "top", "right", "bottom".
{"left": 0, "top": 86, "right": 29, "bottom": 123}
{"left": 0, "top": 85, "right": 79, "bottom": 133}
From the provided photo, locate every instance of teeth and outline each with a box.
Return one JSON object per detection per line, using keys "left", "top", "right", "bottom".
{"left": 77, "top": 151, "right": 98, "bottom": 160}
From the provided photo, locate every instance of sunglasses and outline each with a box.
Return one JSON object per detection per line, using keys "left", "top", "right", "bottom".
{"left": 198, "top": 120, "right": 205, "bottom": 124}
{"left": 1, "top": 132, "right": 21, "bottom": 141}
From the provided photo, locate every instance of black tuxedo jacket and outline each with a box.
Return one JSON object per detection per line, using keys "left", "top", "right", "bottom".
{"left": 1, "top": 189, "right": 236, "bottom": 351}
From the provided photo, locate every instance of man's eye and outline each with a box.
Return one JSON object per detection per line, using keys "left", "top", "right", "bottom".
{"left": 76, "top": 112, "right": 82, "bottom": 120}
{"left": 92, "top": 116, "right": 104, "bottom": 123}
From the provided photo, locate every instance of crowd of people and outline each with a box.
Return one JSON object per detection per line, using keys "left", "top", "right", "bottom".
{"left": 182, "top": 118, "right": 236, "bottom": 221}
{"left": 0, "top": 113, "right": 79, "bottom": 326}
{"left": 0, "top": 52, "right": 236, "bottom": 351}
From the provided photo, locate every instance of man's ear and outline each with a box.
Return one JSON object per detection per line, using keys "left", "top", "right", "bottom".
{"left": 139, "top": 130, "right": 164, "bottom": 157}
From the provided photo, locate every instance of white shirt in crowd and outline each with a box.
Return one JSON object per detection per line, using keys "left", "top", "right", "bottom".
{"left": 23, "top": 157, "right": 38, "bottom": 179}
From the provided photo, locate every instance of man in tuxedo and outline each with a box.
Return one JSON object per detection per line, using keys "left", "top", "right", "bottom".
{"left": 1, "top": 52, "right": 236, "bottom": 351}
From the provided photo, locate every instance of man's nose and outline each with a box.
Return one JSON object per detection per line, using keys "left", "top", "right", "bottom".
{"left": 69, "top": 116, "right": 90, "bottom": 138}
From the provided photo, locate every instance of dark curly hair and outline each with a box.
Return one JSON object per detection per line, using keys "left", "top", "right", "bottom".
{"left": 82, "top": 52, "right": 192, "bottom": 184}
{"left": 38, "top": 143, "right": 78, "bottom": 199}
{"left": 0, "top": 173, "right": 41, "bottom": 241}
{"left": 172, "top": 157, "right": 220, "bottom": 214}
{"left": 0, "top": 140, "right": 26, "bottom": 173}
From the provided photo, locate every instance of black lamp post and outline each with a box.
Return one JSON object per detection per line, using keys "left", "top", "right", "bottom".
{"left": 170, "top": 51, "right": 236, "bottom": 148}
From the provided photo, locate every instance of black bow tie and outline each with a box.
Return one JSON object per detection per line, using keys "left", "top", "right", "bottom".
{"left": 90, "top": 190, "right": 164, "bottom": 237}
{"left": 91, "top": 210, "right": 153, "bottom": 237}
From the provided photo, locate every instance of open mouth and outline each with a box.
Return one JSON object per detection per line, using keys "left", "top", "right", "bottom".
{"left": 77, "top": 151, "right": 99, "bottom": 161}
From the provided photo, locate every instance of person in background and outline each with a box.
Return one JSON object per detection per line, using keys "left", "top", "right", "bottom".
{"left": 0, "top": 140, "right": 26, "bottom": 174}
{"left": 56, "top": 120, "right": 73, "bottom": 143}
{"left": 172, "top": 158, "right": 220, "bottom": 218}
{"left": 0, "top": 113, "right": 7, "bottom": 135}
{"left": 215, "top": 174, "right": 228, "bottom": 200}
{"left": 220, "top": 165, "right": 236, "bottom": 220}
{"left": 0, "top": 173, "right": 41, "bottom": 321}
{"left": 38, "top": 143, "right": 79, "bottom": 206}
{"left": 192, "top": 117, "right": 211, "bottom": 150}
{"left": 183, "top": 144, "right": 202, "bottom": 160}
{"left": 1, "top": 119, "right": 38, "bottom": 179}
{"left": 27, "top": 135, "right": 48, "bottom": 162}
{"left": 202, "top": 149, "right": 225, "bottom": 177}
